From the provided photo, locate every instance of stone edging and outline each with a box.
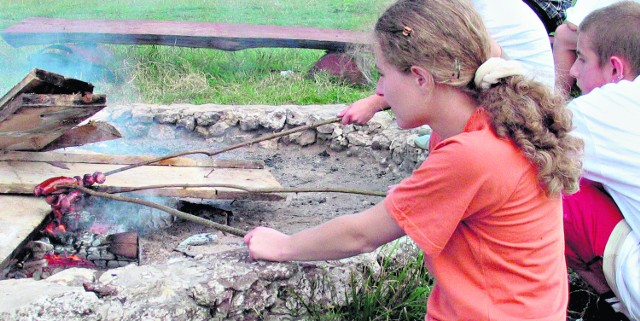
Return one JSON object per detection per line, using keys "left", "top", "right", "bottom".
{"left": 99, "top": 103, "right": 432, "bottom": 173}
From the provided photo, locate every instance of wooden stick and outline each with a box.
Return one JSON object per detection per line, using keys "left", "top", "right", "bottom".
{"left": 61, "top": 181, "right": 385, "bottom": 238}
{"left": 97, "top": 183, "right": 387, "bottom": 197}
{"left": 104, "top": 117, "right": 341, "bottom": 177}
{"left": 67, "top": 185, "right": 248, "bottom": 237}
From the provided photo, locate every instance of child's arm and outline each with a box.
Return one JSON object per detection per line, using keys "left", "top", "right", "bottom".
{"left": 244, "top": 202, "right": 405, "bottom": 262}
{"left": 338, "top": 94, "right": 389, "bottom": 125}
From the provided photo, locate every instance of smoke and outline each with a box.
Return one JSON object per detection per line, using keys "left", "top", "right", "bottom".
{"left": 80, "top": 195, "right": 177, "bottom": 235}
{"left": 0, "top": 30, "right": 141, "bottom": 104}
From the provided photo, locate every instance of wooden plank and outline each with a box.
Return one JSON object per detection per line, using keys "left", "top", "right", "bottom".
{"left": 0, "top": 151, "right": 265, "bottom": 169}
{"left": 39, "top": 121, "right": 122, "bottom": 151}
{"left": 0, "top": 160, "right": 283, "bottom": 201}
{"left": 0, "top": 69, "right": 94, "bottom": 117}
{"left": 2, "top": 18, "right": 370, "bottom": 52}
{"left": 0, "top": 195, "right": 51, "bottom": 273}
{"left": 0, "top": 93, "right": 106, "bottom": 151}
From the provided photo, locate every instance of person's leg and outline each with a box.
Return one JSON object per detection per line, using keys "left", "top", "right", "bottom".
{"left": 552, "top": 23, "right": 578, "bottom": 96}
{"left": 563, "top": 178, "right": 623, "bottom": 294}
{"left": 563, "top": 178, "right": 631, "bottom": 319}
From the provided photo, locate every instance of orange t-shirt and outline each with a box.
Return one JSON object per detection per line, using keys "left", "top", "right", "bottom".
{"left": 385, "top": 108, "right": 568, "bottom": 321}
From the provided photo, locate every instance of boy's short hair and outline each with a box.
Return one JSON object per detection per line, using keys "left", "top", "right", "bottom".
{"left": 579, "top": 1, "right": 640, "bottom": 76}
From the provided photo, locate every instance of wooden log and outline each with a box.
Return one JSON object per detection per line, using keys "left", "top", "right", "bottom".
{"left": 2, "top": 18, "right": 371, "bottom": 52}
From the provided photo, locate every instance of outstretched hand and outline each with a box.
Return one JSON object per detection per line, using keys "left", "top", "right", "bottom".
{"left": 244, "top": 226, "right": 290, "bottom": 262}
{"left": 338, "top": 94, "right": 388, "bottom": 125}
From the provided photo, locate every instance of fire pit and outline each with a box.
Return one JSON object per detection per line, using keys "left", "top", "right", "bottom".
{"left": 4, "top": 196, "right": 154, "bottom": 280}
{"left": 0, "top": 101, "right": 429, "bottom": 320}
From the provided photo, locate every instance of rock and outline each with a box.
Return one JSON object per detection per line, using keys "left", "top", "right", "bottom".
{"left": 194, "top": 125, "right": 210, "bottom": 137}
{"left": 147, "top": 123, "right": 176, "bottom": 140}
{"left": 316, "top": 123, "right": 339, "bottom": 135}
{"left": 177, "top": 116, "right": 196, "bottom": 131}
{"left": 195, "top": 111, "right": 222, "bottom": 126}
{"left": 371, "top": 133, "right": 391, "bottom": 150}
{"left": 345, "top": 131, "right": 371, "bottom": 147}
{"left": 208, "top": 122, "right": 231, "bottom": 137}
{"left": 290, "top": 130, "right": 317, "bottom": 146}
{"left": 239, "top": 112, "right": 262, "bottom": 131}
{"left": 155, "top": 109, "right": 181, "bottom": 124}
{"left": 130, "top": 106, "right": 154, "bottom": 123}
{"left": 44, "top": 268, "right": 97, "bottom": 286}
{"left": 259, "top": 110, "right": 287, "bottom": 131}
{"left": 286, "top": 109, "right": 308, "bottom": 126}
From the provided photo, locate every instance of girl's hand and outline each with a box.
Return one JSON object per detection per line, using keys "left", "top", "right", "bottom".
{"left": 244, "top": 226, "right": 290, "bottom": 261}
{"left": 338, "top": 95, "right": 388, "bottom": 125}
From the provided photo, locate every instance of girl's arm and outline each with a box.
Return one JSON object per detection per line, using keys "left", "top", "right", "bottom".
{"left": 244, "top": 201, "right": 405, "bottom": 262}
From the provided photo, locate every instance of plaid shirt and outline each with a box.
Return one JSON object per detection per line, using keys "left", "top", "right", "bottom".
{"left": 527, "top": 0, "right": 572, "bottom": 24}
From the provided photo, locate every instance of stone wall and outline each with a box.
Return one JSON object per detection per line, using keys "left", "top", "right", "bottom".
{"left": 101, "top": 103, "right": 431, "bottom": 173}
{"left": 0, "top": 238, "right": 419, "bottom": 321}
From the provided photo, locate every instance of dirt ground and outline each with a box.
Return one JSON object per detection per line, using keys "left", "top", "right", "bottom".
{"left": 77, "top": 133, "right": 405, "bottom": 265}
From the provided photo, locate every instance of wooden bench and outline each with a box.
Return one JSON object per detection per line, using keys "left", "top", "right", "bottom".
{"left": 2, "top": 17, "right": 370, "bottom": 52}
{"left": 2, "top": 17, "right": 370, "bottom": 84}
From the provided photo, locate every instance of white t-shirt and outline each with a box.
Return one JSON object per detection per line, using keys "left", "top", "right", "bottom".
{"left": 569, "top": 76, "right": 640, "bottom": 320}
{"left": 569, "top": 76, "right": 640, "bottom": 237}
{"left": 472, "top": 0, "right": 555, "bottom": 89}
{"left": 567, "top": 0, "right": 640, "bottom": 26}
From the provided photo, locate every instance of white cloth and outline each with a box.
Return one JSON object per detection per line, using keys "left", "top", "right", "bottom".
{"left": 616, "top": 231, "right": 640, "bottom": 320}
{"left": 471, "top": 0, "right": 555, "bottom": 89}
{"left": 566, "top": 0, "right": 640, "bottom": 26}
{"left": 474, "top": 57, "right": 526, "bottom": 89}
{"left": 568, "top": 75, "right": 640, "bottom": 320}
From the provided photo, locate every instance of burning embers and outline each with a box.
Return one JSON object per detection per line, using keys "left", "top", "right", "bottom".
{"left": 4, "top": 196, "right": 141, "bottom": 280}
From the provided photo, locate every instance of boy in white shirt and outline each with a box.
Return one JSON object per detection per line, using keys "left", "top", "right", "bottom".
{"left": 553, "top": 0, "right": 640, "bottom": 96}
{"left": 563, "top": 2, "right": 640, "bottom": 320}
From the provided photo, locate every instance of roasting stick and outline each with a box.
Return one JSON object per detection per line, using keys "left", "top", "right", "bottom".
{"left": 97, "top": 183, "right": 387, "bottom": 197}
{"left": 103, "top": 116, "right": 342, "bottom": 177}
{"left": 67, "top": 185, "right": 248, "bottom": 237}
{"left": 67, "top": 184, "right": 385, "bottom": 237}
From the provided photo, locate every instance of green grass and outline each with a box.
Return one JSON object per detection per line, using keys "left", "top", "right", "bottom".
{"left": 300, "top": 249, "right": 432, "bottom": 321}
{"left": 0, "top": 0, "right": 389, "bottom": 104}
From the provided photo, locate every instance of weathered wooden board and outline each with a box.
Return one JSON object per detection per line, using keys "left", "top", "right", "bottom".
{"left": 0, "top": 69, "right": 106, "bottom": 151}
{"left": 39, "top": 121, "right": 121, "bottom": 151}
{"left": 0, "top": 94, "right": 106, "bottom": 150}
{"left": 2, "top": 18, "right": 370, "bottom": 52}
{"left": 0, "top": 69, "right": 94, "bottom": 113}
{"left": 0, "top": 195, "right": 51, "bottom": 273}
{"left": 0, "top": 151, "right": 264, "bottom": 169}
{"left": 0, "top": 158, "right": 283, "bottom": 201}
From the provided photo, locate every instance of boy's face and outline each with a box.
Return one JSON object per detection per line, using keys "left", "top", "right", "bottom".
{"left": 570, "top": 31, "right": 612, "bottom": 95}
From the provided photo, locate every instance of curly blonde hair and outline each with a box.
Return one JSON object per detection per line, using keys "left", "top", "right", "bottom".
{"left": 375, "top": 0, "right": 583, "bottom": 195}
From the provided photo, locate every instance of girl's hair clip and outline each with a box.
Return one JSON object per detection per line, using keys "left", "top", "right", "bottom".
{"left": 452, "top": 59, "right": 461, "bottom": 79}
{"left": 402, "top": 25, "right": 413, "bottom": 37}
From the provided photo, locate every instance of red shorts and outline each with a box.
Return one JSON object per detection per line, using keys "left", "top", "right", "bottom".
{"left": 563, "top": 178, "right": 624, "bottom": 271}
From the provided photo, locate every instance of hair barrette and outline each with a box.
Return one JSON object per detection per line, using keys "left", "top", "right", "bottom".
{"left": 402, "top": 25, "right": 413, "bottom": 37}
{"left": 452, "top": 59, "right": 461, "bottom": 79}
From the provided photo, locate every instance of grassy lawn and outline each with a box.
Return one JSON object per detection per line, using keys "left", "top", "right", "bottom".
{"left": 0, "top": 0, "right": 390, "bottom": 104}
